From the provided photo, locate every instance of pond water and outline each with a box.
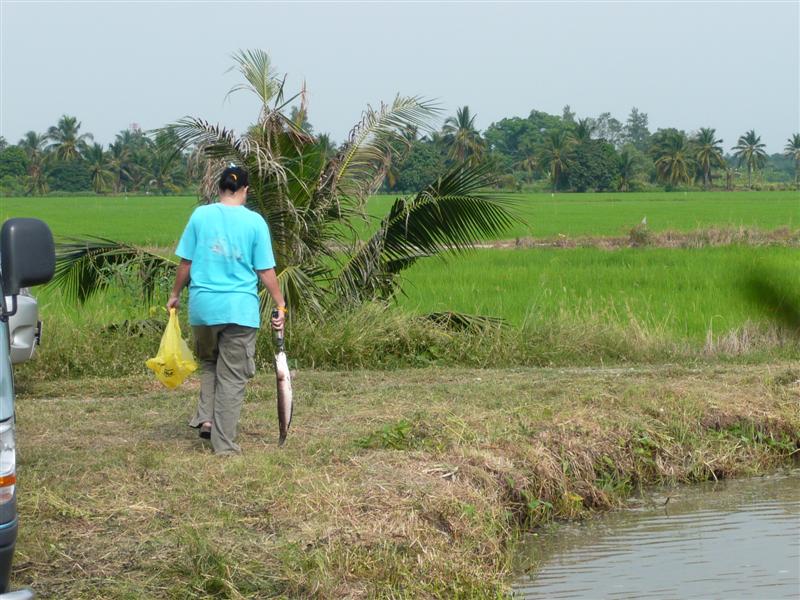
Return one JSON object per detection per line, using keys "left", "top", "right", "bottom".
{"left": 514, "top": 469, "right": 799, "bottom": 599}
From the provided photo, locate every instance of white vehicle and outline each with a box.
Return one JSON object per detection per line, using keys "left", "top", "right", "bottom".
{"left": 0, "top": 218, "right": 55, "bottom": 599}
{"left": 7, "top": 294, "right": 42, "bottom": 367}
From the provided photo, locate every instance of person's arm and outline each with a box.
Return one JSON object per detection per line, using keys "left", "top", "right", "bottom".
{"left": 166, "top": 259, "right": 192, "bottom": 310}
{"left": 257, "top": 268, "right": 286, "bottom": 330}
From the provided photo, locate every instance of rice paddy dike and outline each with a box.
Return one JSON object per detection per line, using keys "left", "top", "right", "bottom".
{"left": 5, "top": 191, "right": 800, "bottom": 597}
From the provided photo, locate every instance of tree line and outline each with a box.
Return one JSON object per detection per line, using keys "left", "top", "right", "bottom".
{"left": 387, "top": 105, "right": 800, "bottom": 193}
{"left": 0, "top": 118, "right": 191, "bottom": 196}
{"left": 1, "top": 105, "right": 798, "bottom": 196}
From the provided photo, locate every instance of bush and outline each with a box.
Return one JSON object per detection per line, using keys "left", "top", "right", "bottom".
{"left": 17, "top": 300, "right": 800, "bottom": 384}
{"left": 0, "top": 174, "right": 26, "bottom": 196}
{"left": 48, "top": 160, "right": 92, "bottom": 192}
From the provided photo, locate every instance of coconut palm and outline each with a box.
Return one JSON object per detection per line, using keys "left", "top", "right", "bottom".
{"left": 617, "top": 146, "right": 638, "bottom": 192}
{"left": 109, "top": 128, "right": 154, "bottom": 192}
{"left": 18, "top": 131, "right": 50, "bottom": 195}
{"left": 515, "top": 154, "right": 539, "bottom": 184}
{"left": 732, "top": 130, "right": 767, "bottom": 188}
{"left": 52, "top": 49, "right": 518, "bottom": 320}
{"left": 725, "top": 167, "right": 737, "bottom": 191}
{"left": 47, "top": 115, "right": 93, "bottom": 161}
{"left": 784, "top": 133, "right": 800, "bottom": 187}
{"left": 573, "top": 118, "right": 596, "bottom": 143}
{"left": 84, "top": 143, "right": 114, "bottom": 193}
{"left": 146, "top": 130, "right": 183, "bottom": 195}
{"left": 442, "top": 106, "right": 485, "bottom": 166}
{"left": 539, "top": 129, "right": 575, "bottom": 192}
{"left": 651, "top": 130, "right": 693, "bottom": 187}
{"left": 693, "top": 128, "right": 725, "bottom": 189}
{"left": 18, "top": 131, "right": 48, "bottom": 161}
{"left": 107, "top": 141, "right": 132, "bottom": 193}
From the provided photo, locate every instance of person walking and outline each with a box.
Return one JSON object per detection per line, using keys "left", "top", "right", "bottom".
{"left": 167, "top": 165, "right": 286, "bottom": 455}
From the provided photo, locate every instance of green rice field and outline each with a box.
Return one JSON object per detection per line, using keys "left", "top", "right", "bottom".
{"left": 3, "top": 191, "right": 798, "bottom": 348}
{"left": 396, "top": 245, "right": 800, "bottom": 339}
{"left": 0, "top": 195, "right": 195, "bottom": 246}
{"left": 2, "top": 190, "right": 798, "bottom": 246}
{"left": 367, "top": 190, "right": 800, "bottom": 240}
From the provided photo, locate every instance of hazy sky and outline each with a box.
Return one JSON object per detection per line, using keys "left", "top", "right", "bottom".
{"left": 1, "top": 1, "right": 798, "bottom": 153}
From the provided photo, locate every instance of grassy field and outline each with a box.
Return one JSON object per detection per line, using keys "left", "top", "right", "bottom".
{"left": 3, "top": 191, "right": 798, "bottom": 246}
{"left": 12, "top": 364, "right": 800, "bottom": 598}
{"left": 5, "top": 193, "right": 800, "bottom": 597}
{"left": 7, "top": 190, "right": 796, "bottom": 371}
{"left": 396, "top": 245, "right": 800, "bottom": 338}
{"left": 368, "top": 190, "right": 800, "bottom": 240}
{"left": 1, "top": 195, "right": 195, "bottom": 246}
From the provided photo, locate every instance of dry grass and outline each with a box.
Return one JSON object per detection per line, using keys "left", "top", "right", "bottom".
{"left": 12, "top": 364, "right": 800, "bottom": 598}
{"left": 507, "top": 226, "right": 800, "bottom": 250}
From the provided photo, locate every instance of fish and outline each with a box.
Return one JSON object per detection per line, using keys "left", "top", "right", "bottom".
{"left": 272, "top": 311, "right": 293, "bottom": 446}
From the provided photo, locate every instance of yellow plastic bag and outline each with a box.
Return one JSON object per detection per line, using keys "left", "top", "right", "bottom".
{"left": 146, "top": 309, "right": 197, "bottom": 389}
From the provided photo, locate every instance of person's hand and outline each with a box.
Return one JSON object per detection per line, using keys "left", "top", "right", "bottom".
{"left": 271, "top": 307, "right": 286, "bottom": 331}
{"left": 166, "top": 295, "right": 180, "bottom": 311}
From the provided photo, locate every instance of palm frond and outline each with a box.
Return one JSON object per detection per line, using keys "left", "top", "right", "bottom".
{"left": 225, "top": 49, "right": 282, "bottom": 111}
{"left": 167, "top": 118, "right": 249, "bottom": 161}
{"left": 51, "top": 238, "right": 177, "bottom": 304}
{"left": 166, "top": 117, "right": 289, "bottom": 203}
{"left": 331, "top": 162, "right": 520, "bottom": 305}
{"left": 381, "top": 162, "right": 518, "bottom": 261}
{"left": 331, "top": 230, "right": 397, "bottom": 305}
{"left": 259, "top": 263, "right": 329, "bottom": 319}
{"left": 334, "top": 96, "right": 439, "bottom": 203}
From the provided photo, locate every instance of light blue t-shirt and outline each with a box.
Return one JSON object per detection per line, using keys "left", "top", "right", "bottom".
{"left": 175, "top": 203, "right": 276, "bottom": 328}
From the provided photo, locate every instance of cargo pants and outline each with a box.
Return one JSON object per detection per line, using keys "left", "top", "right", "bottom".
{"left": 189, "top": 324, "right": 257, "bottom": 455}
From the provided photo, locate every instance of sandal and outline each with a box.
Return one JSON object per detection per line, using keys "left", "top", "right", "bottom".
{"left": 199, "top": 422, "right": 212, "bottom": 439}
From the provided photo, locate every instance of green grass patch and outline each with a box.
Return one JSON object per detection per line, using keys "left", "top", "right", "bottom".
{"left": 367, "top": 190, "right": 800, "bottom": 240}
{"left": 3, "top": 191, "right": 798, "bottom": 246}
{"left": 1, "top": 195, "right": 196, "bottom": 246}
{"left": 396, "top": 245, "right": 800, "bottom": 339}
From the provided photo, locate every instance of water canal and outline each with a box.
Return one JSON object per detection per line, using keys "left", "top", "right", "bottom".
{"left": 514, "top": 469, "right": 799, "bottom": 599}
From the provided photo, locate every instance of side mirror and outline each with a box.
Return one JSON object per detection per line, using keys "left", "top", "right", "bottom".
{"left": 1, "top": 218, "right": 55, "bottom": 317}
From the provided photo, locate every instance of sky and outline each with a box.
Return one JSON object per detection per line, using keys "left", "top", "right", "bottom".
{"left": 1, "top": 1, "right": 798, "bottom": 153}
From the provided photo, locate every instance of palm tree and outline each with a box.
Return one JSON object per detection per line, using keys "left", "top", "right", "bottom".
{"left": 146, "top": 130, "right": 183, "bottom": 195}
{"left": 107, "top": 141, "right": 132, "bottom": 193}
{"left": 617, "top": 146, "right": 638, "bottom": 192}
{"left": 725, "top": 167, "right": 737, "bottom": 191}
{"left": 110, "top": 128, "right": 154, "bottom": 192}
{"left": 84, "top": 143, "right": 114, "bottom": 193}
{"left": 441, "top": 106, "right": 485, "bottom": 166}
{"left": 732, "top": 130, "right": 767, "bottom": 188}
{"left": 515, "top": 154, "right": 539, "bottom": 184}
{"left": 784, "top": 133, "right": 800, "bottom": 187}
{"left": 539, "top": 129, "right": 575, "bottom": 192}
{"left": 651, "top": 130, "right": 693, "bottom": 187}
{"left": 47, "top": 115, "right": 93, "bottom": 161}
{"left": 693, "top": 128, "right": 725, "bottom": 189}
{"left": 573, "top": 118, "right": 596, "bottom": 143}
{"left": 18, "top": 131, "right": 50, "bottom": 195}
{"left": 52, "top": 49, "right": 518, "bottom": 320}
